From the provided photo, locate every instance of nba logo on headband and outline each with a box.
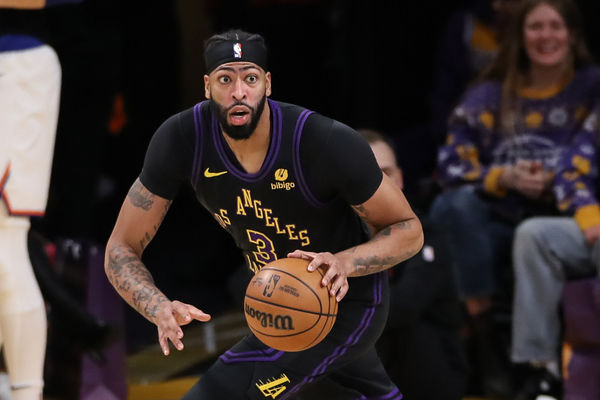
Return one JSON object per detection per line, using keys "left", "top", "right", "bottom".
{"left": 233, "top": 42, "right": 242, "bottom": 58}
{"left": 205, "top": 38, "right": 266, "bottom": 73}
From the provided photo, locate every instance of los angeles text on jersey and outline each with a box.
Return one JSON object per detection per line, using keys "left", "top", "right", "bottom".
{"left": 213, "top": 188, "right": 311, "bottom": 247}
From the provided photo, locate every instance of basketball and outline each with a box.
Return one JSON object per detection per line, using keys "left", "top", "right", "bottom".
{"left": 244, "top": 257, "right": 338, "bottom": 352}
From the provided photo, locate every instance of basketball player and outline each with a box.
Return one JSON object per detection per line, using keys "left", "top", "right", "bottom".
{"left": 0, "top": 1, "right": 73, "bottom": 398}
{"left": 105, "top": 29, "right": 423, "bottom": 399}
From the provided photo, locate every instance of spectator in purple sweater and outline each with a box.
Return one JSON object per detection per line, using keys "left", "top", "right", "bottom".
{"left": 429, "top": 0, "right": 600, "bottom": 396}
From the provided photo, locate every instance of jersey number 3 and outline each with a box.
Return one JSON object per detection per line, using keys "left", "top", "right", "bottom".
{"left": 246, "top": 229, "right": 277, "bottom": 274}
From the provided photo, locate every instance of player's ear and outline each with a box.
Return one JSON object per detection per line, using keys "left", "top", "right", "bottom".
{"left": 265, "top": 72, "right": 272, "bottom": 97}
{"left": 204, "top": 75, "right": 211, "bottom": 99}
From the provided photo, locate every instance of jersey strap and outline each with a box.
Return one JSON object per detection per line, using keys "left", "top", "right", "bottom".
{"left": 292, "top": 109, "right": 326, "bottom": 208}
{"left": 191, "top": 100, "right": 209, "bottom": 185}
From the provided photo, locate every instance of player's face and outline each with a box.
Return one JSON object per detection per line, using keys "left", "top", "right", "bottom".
{"left": 369, "top": 141, "right": 403, "bottom": 190}
{"left": 523, "top": 3, "right": 571, "bottom": 70}
{"left": 205, "top": 62, "right": 272, "bottom": 140}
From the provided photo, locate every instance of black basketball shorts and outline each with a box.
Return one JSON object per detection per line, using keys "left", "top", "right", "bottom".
{"left": 180, "top": 273, "right": 402, "bottom": 399}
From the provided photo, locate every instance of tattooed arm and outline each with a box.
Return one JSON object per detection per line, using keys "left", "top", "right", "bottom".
{"left": 344, "top": 173, "right": 423, "bottom": 275}
{"left": 289, "top": 174, "right": 423, "bottom": 301}
{"left": 105, "top": 178, "right": 211, "bottom": 355}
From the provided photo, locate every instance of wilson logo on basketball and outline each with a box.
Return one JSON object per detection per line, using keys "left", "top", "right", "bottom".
{"left": 245, "top": 304, "right": 295, "bottom": 330}
{"left": 271, "top": 168, "right": 296, "bottom": 191}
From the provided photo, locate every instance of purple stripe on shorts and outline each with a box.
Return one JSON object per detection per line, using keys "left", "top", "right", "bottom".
{"left": 281, "top": 275, "right": 384, "bottom": 399}
{"left": 292, "top": 110, "right": 325, "bottom": 209}
{"left": 373, "top": 272, "right": 382, "bottom": 305}
{"left": 223, "top": 347, "right": 280, "bottom": 358}
{"left": 363, "top": 387, "right": 402, "bottom": 400}
{"left": 219, "top": 347, "right": 284, "bottom": 364}
{"left": 191, "top": 101, "right": 206, "bottom": 185}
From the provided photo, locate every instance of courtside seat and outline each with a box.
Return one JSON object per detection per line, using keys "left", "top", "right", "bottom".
{"left": 562, "top": 277, "right": 600, "bottom": 400}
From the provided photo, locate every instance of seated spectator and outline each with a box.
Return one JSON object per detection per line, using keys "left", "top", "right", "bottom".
{"left": 428, "top": 0, "right": 600, "bottom": 396}
{"left": 510, "top": 103, "right": 600, "bottom": 400}
{"left": 429, "top": 0, "right": 521, "bottom": 147}
{"left": 360, "top": 129, "right": 469, "bottom": 400}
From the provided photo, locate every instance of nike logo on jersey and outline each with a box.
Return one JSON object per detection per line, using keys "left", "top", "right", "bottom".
{"left": 204, "top": 168, "right": 228, "bottom": 178}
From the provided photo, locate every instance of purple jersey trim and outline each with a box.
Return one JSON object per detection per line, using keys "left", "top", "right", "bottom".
{"left": 292, "top": 110, "right": 326, "bottom": 209}
{"left": 219, "top": 346, "right": 284, "bottom": 364}
{"left": 281, "top": 273, "right": 384, "bottom": 399}
{"left": 191, "top": 101, "right": 207, "bottom": 185}
{"left": 211, "top": 99, "right": 282, "bottom": 182}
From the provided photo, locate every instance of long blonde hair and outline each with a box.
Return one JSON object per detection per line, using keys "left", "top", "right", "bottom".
{"left": 481, "top": 0, "right": 593, "bottom": 133}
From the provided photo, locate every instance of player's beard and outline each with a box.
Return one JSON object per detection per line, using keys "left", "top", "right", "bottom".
{"left": 210, "top": 94, "right": 267, "bottom": 140}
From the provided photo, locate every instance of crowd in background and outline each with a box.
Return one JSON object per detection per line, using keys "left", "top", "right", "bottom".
{"left": 1, "top": 0, "right": 600, "bottom": 399}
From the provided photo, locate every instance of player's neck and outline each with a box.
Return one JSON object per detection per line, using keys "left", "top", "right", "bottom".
{"left": 223, "top": 102, "right": 271, "bottom": 174}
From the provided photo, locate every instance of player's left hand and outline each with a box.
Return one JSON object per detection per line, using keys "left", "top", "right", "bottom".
{"left": 155, "top": 300, "right": 211, "bottom": 356}
{"left": 288, "top": 250, "right": 349, "bottom": 302}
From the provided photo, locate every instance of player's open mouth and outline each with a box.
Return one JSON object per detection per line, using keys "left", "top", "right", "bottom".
{"left": 230, "top": 107, "right": 250, "bottom": 125}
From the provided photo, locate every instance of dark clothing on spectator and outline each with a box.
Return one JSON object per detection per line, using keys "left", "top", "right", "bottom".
{"left": 377, "top": 216, "right": 469, "bottom": 400}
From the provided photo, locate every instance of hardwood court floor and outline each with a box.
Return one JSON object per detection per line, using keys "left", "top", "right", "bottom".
{"left": 127, "top": 309, "right": 249, "bottom": 400}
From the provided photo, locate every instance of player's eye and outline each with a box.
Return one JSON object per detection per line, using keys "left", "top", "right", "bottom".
{"left": 218, "top": 75, "right": 231, "bottom": 84}
{"left": 246, "top": 75, "right": 258, "bottom": 83}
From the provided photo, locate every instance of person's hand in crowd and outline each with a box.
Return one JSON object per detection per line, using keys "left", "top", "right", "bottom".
{"left": 499, "top": 159, "right": 550, "bottom": 199}
{"left": 583, "top": 224, "right": 600, "bottom": 246}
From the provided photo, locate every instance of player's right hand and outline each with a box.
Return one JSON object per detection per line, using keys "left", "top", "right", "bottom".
{"left": 154, "top": 300, "right": 211, "bottom": 356}
{"left": 288, "top": 249, "right": 350, "bottom": 302}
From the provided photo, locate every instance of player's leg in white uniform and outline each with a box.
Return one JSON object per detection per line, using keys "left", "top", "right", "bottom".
{"left": 0, "top": 206, "right": 47, "bottom": 400}
{"left": 0, "top": 39, "right": 61, "bottom": 400}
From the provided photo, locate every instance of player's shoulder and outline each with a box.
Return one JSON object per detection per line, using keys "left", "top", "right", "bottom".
{"left": 281, "top": 100, "right": 356, "bottom": 134}
{"left": 159, "top": 104, "right": 198, "bottom": 131}
{"left": 273, "top": 100, "right": 324, "bottom": 124}
{"left": 151, "top": 105, "right": 200, "bottom": 152}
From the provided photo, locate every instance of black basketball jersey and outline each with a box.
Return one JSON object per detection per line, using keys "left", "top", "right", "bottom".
{"left": 141, "top": 99, "right": 385, "bottom": 302}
